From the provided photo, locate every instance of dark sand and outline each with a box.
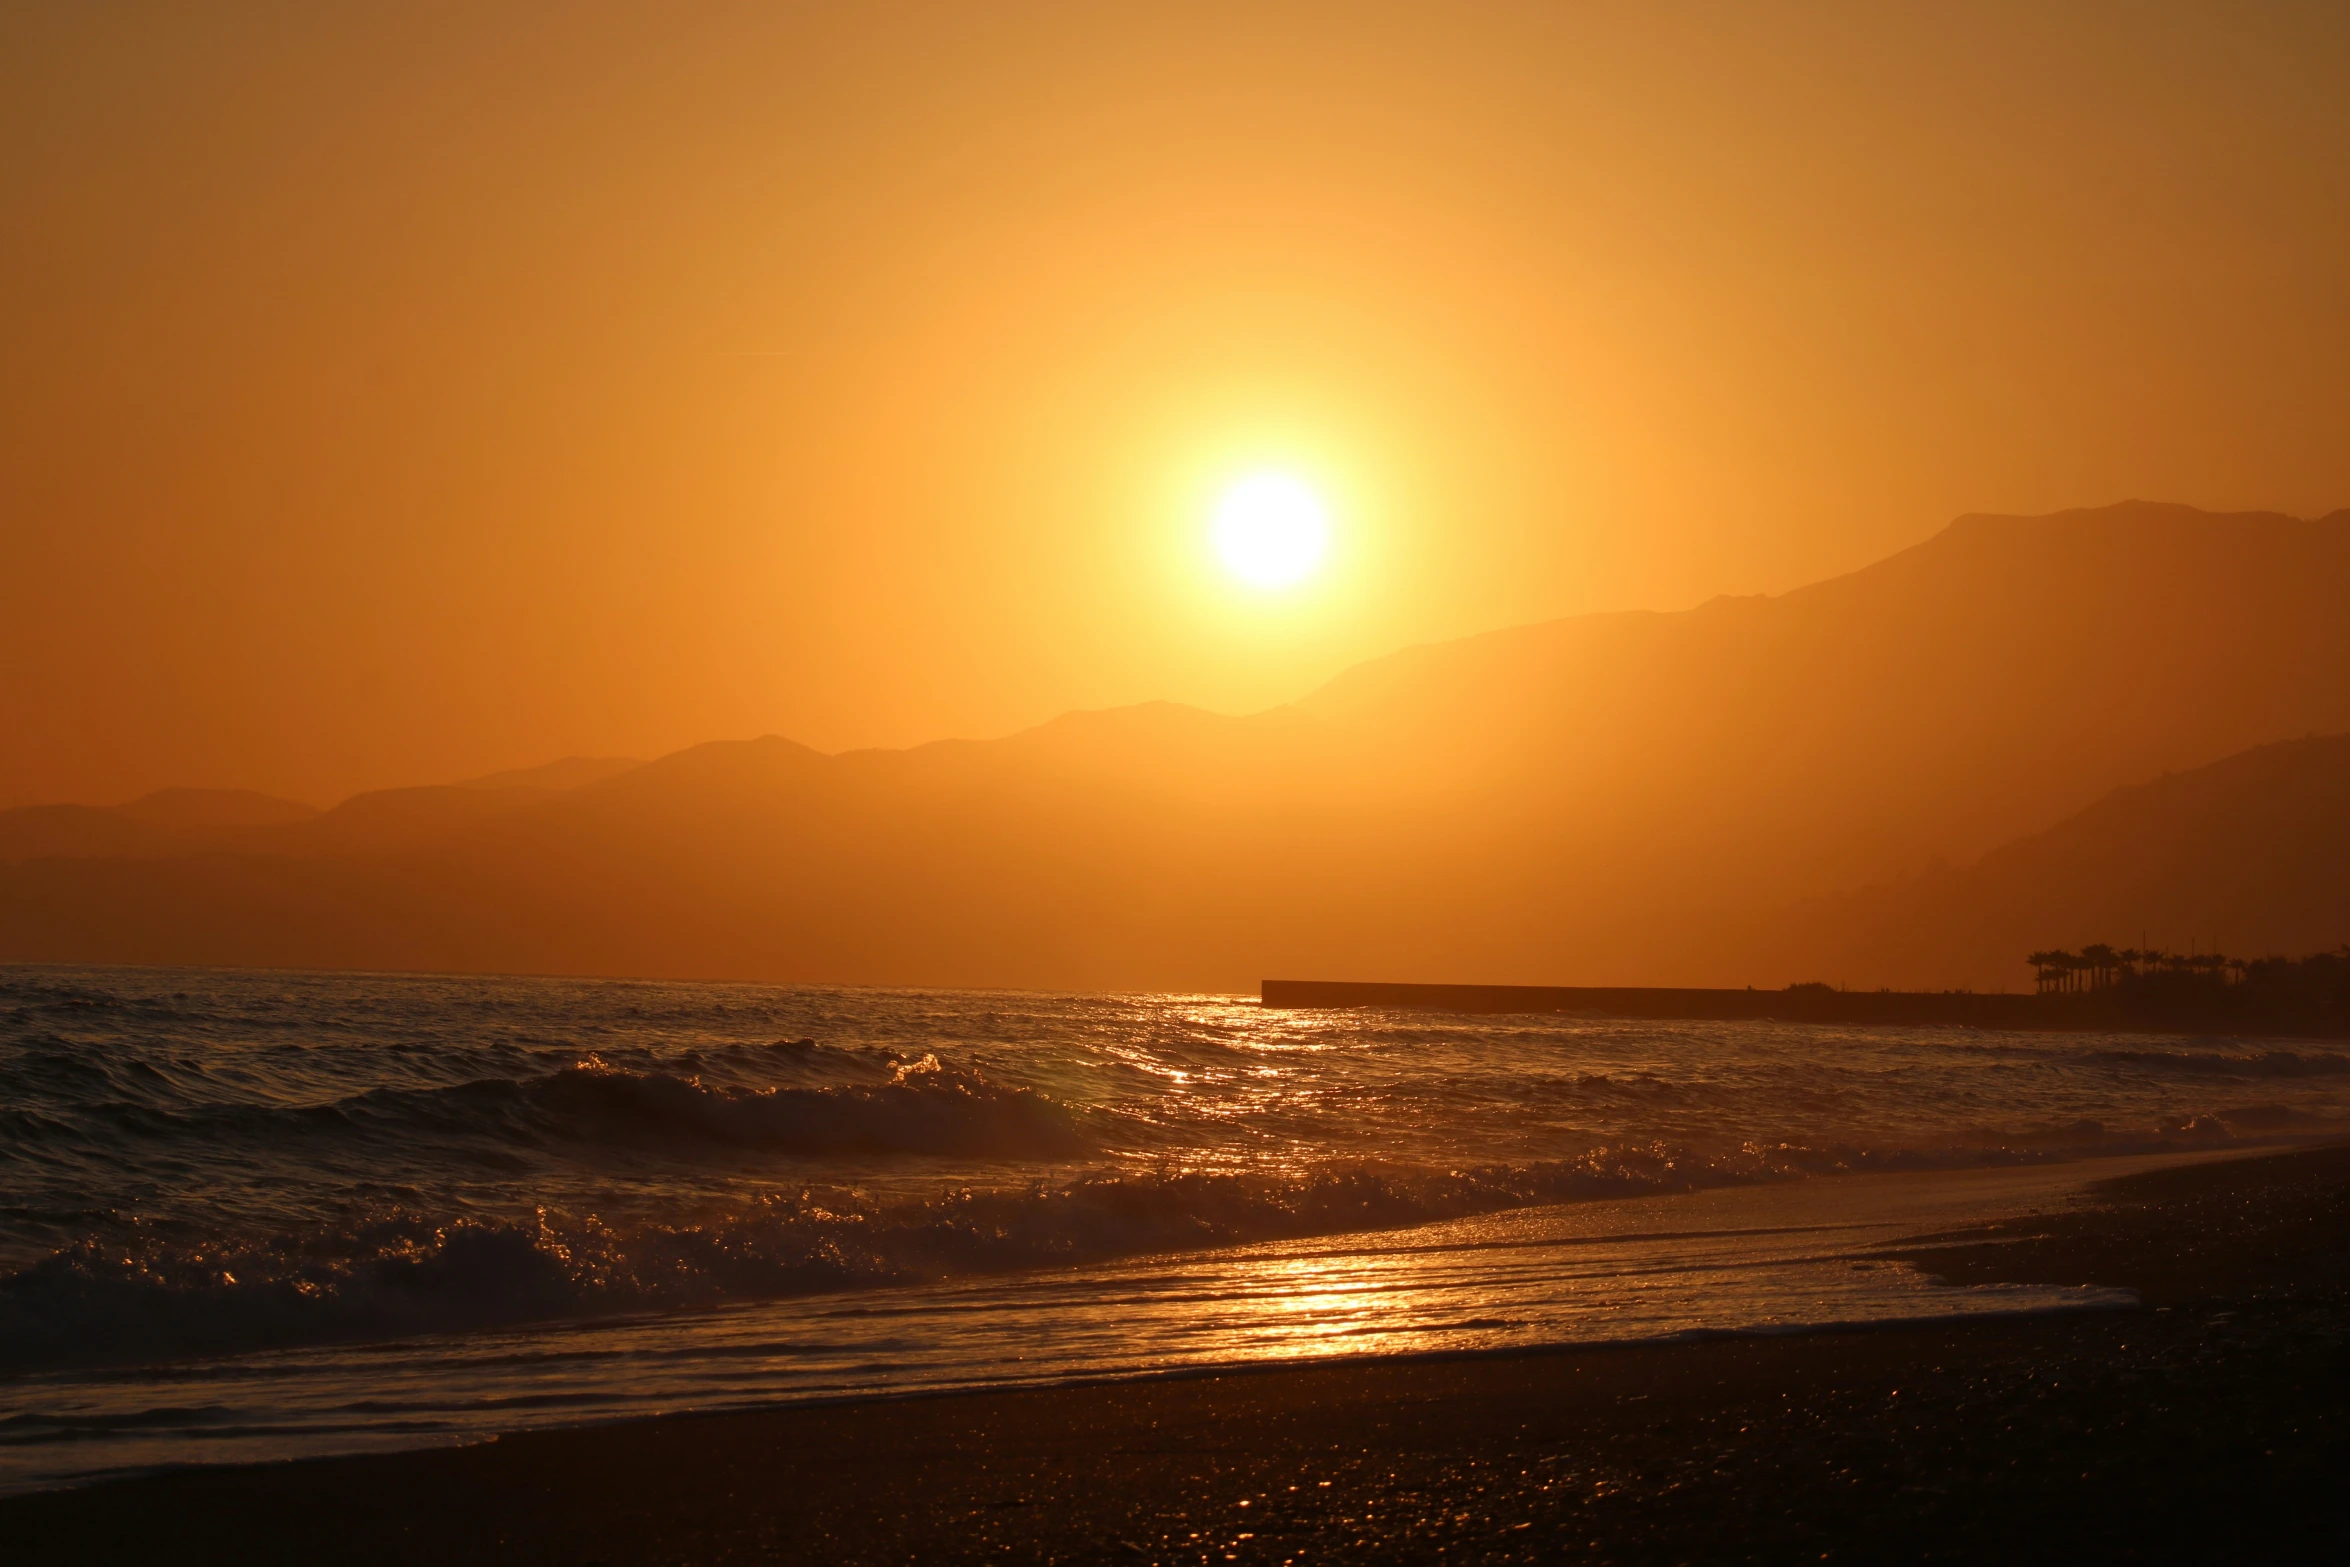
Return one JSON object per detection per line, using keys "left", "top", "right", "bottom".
{"left": 8, "top": 1145, "right": 2348, "bottom": 1565}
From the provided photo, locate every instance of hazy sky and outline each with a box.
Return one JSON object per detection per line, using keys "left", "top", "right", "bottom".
{"left": 5, "top": 1, "right": 2348, "bottom": 808}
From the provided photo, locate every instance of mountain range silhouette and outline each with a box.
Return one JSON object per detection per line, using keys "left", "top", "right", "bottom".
{"left": 5, "top": 500, "right": 2347, "bottom": 992}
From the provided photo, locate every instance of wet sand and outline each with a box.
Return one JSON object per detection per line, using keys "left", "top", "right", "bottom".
{"left": 7, "top": 1143, "right": 2347, "bottom": 1564}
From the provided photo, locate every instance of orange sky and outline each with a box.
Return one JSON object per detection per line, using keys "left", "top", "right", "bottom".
{"left": 5, "top": 2, "right": 2348, "bottom": 810}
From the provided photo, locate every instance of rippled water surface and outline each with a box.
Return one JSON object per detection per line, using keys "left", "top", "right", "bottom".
{"left": 2, "top": 964, "right": 2343, "bottom": 1490}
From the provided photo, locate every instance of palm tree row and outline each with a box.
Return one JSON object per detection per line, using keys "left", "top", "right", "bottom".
{"left": 2025, "top": 943, "right": 2245, "bottom": 995}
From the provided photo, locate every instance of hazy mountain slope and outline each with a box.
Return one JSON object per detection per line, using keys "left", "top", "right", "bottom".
{"left": 113, "top": 788, "right": 319, "bottom": 828}
{"left": 1298, "top": 501, "right": 2350, "bottom": 911}
{"left": 0, "top": 722, "right": 1379, "bottom": 986}
{"left": 0, "top": 790, "right": 318, "bottom": 862}
{"left": 0, "top": 806, "right": 197, "bottom": 864}
{"left": 0, "top": 767, "right": 621, "bottom": 866}
{"left": 451, "top": 757, "right": 643, "bottom": 792}
{"left": 1767, "top": 734, "right": 2350, "bottom": 992}
{"left": 4, "top": 502, "right": 2347, "bottom": 990}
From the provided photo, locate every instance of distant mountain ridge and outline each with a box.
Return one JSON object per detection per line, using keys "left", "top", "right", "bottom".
{"left": 451, "top": 757, "right": 643, "bottom": 792}
{"left": 0, "top": 789, "right": 318, "bottom": 864}
{"left": 114, "top": 788, "right": 319, "bottom": 829}
{"left": 1769, "top": 733, "right": 2350, "bottom": 990}
{"left": 4, "top": 501, "right": 2347, "bottom": 991}
{"left": 1295, "top": 500, "right": 2350, "bottom": 903}
{"left": 0, "top": 773, "right": 617, "bottom": 866}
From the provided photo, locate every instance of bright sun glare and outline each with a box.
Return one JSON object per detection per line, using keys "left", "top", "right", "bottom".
{"left": 1211, "top": 473, "right": 1329, "bottom": 589}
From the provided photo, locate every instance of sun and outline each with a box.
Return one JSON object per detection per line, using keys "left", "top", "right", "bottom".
{"left": 1211, "top": 472, "right": 1330, "bottom": 589}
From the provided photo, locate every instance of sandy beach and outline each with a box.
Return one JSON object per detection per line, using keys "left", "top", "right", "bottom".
{"left": 6, "top": 1141, "right": 2345, "bottom": 1565}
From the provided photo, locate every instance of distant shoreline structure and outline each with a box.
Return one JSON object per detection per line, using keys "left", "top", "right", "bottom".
{"left": 1259, "top": 979, "right": 2040, "bottom": 1028}
{"left": 1261, "top": 954, "right": 2350, "bottom": 1039}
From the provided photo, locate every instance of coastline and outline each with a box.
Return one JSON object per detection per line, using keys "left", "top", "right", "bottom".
{"left": 6, "top": 1142, "right": 2346, "bottom": 1563}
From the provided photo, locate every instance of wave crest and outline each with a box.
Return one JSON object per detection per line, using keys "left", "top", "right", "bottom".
{"left": 427, "top": 1053, "right": 1094, "bottom": 1158}
{"left": 0, "top": 1136, "right": 2092, "bottom": 1376}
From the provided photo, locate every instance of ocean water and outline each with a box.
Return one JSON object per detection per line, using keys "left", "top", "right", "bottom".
{"left": 4, "top": 964, "right": 2345, "bottom": 1493}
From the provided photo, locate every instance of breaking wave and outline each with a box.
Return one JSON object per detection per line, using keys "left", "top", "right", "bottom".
{"left": 344, "top": 1052, "right": 1095, "bottom": 1159}
{"left": 0, "top": 1141, "right": 1890, "bottom": 1373}
{"left": 0, "top": 1129, "right": 2255, "bottom": 1376}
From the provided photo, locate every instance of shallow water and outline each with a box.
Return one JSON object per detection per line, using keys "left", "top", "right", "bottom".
{"left": 3, "top": 965, "right": 2343, "bottom": 1492}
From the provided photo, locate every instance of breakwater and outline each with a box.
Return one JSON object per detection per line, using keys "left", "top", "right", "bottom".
{"left": 1259, "top": 980, "right": 2042, "bottom": 1028}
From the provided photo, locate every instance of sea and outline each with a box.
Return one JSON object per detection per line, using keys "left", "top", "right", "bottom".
{"left": 4, "top": 963, "right": 2346, "bottom": 1495}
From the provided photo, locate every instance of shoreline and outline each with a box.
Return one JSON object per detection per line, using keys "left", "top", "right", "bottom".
{"left": 0, "top": 1147, "right": 2198, "bottom": 1497}
{"left": 7, "top": 1142, "right": 2347, "bottom": 1563}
